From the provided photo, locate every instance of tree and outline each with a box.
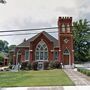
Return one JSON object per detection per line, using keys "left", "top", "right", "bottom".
{"left": 0, "top": 56, "right": 4, "bottom": 65}
{"left": 0, "top": 40, "right": 9, "bottom": 53}
{"left": 9, "top": 45, "right": 16, "bottom": 51}
{"left": 0, "top": 0, "right": 6, "bottom": 4}
{"left": 73, "top": 19, "right": 90, "bottom": 62}
{"left": 8, "top": 45, "right": 16, "bottom": 64}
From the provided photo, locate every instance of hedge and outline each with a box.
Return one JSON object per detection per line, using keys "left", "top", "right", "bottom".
{"left": 77, "top": 67, "right": 90, "bottom": 76}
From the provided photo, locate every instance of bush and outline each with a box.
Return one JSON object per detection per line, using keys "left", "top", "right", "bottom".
{"left": 49, "top": 61, "right": 54, "bottom": 69}
{"left": 0, "top": 56, "right": 3, "bottom": 61}
{"left": 86, "top": 71, "right": 90, "bottom": 76}
{"left": 77, "top": 67, "right": 90, "bottom": 76}
{"left": 43, "top": 61, "right": 49, "bottom": 70}
{"left": 21, "top": 61, "right": 29, "bottom": 70}
{"left": 53, "top": 60, "right": 61, "bottom": 69}
{"left": 4, "top": 68, "right": 10, "bottom": 71}
{"left": 9, "top": 65, "right": 13, "bottom": 69}
{"left": 82, "top": 69, "right": 87, "bottom": 74}
{"left": 31, "top": 61, "right": 38, "bottom": 70}
{"left": 27, "top": 63, "right": 31, "bottom": 70}
{"left": 49, "top": 60, "right": 62, "bottom": 69}
{"left": 0, "top": 56, "right": 4, "bottom": 66}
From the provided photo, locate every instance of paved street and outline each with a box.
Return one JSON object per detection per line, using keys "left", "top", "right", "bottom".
{"left": 64, "top": 69, "right": 90, "bottom": 85}
{"left": 1, "top": 86, "right": 90, "bottom": 90}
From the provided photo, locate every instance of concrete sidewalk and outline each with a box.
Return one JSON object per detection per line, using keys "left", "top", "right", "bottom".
{"left": 64, "top": 69, "right": 90, "bottom": 85}
{"left": 1, "top": 86, "right": 90, "bottom": 90}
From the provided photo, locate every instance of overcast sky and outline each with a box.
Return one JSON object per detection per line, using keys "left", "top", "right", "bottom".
{"left": 0, "top": 0, "right": 90, "bottom": 46}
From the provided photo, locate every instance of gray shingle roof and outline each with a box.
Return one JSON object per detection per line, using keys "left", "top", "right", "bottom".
{"left": 17, "top": 31, "right": 58, "bottom": 47}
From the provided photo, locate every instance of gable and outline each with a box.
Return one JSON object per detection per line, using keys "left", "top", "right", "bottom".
{"left": 17, "top": 31, "right": 58, "bottom": 47}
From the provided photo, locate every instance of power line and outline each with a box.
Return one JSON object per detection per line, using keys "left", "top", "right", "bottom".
{"left": 0, "top": 31, "right": 58, "bottom": 37}
{"left": 0, "top": 27, "right": 58, "bottom": 33}
{"left": 0, "top": 26, "right": 89, "bottom": 36}
{"left": 0, "top": 23, "right": 89, "bottom": 37}
{"left": 0, "top": 24, "right": 90, "bottom": 33}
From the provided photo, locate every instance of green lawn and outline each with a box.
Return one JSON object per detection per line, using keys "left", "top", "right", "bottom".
{"left": 0, "top": 69, "right": 74, "bottom": 87}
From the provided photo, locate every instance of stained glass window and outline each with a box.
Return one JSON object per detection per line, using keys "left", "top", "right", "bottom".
{"left": 35, "top": 41, "right": 48, "bottom": 60}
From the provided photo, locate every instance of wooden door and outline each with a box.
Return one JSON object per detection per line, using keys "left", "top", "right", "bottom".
{"left": 63, "top": 55, "right": 69, "bottom": 65}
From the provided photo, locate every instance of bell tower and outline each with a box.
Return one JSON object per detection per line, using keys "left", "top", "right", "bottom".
{"left": 58, "top": 17, "right": 74, "bottom": 66}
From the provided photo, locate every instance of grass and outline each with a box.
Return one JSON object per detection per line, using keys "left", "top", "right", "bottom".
{"left": 0, "top": 69, "right": 74, "bottom": 87}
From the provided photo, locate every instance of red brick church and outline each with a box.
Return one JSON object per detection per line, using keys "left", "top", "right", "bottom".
{"left": 13, "top": 17, "right": 74, "bottom": 69}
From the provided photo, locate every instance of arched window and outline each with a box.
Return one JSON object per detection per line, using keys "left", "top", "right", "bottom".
{"left": 62, "top": 24, "right": 65, "bottom": 32}
{"left": 35, "top": 41, "right": 48, "bottom": 60}
{"left": 67, "top": 24, "right": 70, "bottom": 32}
{"left": 63, "top": 49, "right": 70, "bottom": 55}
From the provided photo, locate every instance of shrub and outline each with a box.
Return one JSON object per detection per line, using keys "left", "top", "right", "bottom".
{"left": 53, "top": 60, "right": 61, "bottom": 69}
{"left": 0, "top": 56, "right": 4, "bottom": 66}
{"left": 9, "top": 65, "right": 13, "bottom": 69}
{"left": 49, "top": 60, "right": 62, "bottom": 69}
{"left": 31, "top": 61, "right": 38, "bottom": 70}
{"left": 21, "top": 61, "right": 29, "bottom": 70}
{"left": 77, "top": 67, "right": 90, "bottom": 76}
{"left": 4, "top": 68, "right": 10, "bottom": 71}
{"left": 86, "top": 71, "right": 90, "bottom": 76}
{"left": 27, "top": 63, "right": 31, "bottom": 70}
{"left": 49, "top": 61, "right": 54, "bottom": 69}
{"left": 82, "top": 69, "right": 87, "bottom": 74}
{"left": 43, "top": 61, "right": 49, "bottom": 70}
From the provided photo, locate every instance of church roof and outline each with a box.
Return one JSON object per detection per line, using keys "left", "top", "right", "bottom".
{"left": 17, "top": 31, "right": 58, "bottom": 47}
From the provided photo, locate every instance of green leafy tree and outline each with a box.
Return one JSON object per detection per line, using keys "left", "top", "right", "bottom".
{"left": 73, "top": 19, "right": 90, "bottom": 62}
{"left": 0, "top": 40, "right": 9, "bottom": 53}
{"left": 0, "top": 56, "right": 4, "bottom": 65}
{"left": 9, "top": 45, "right": 16, "bottom": 51}
{"left": 9, "top": 45, "right": 16, "bottom": 64}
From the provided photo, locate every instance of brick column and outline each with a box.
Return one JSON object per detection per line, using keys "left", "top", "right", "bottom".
{"left": 29, "top": 50, "right": 33, "bottom": 63}
{"left": 13, "top": 55, "right": 15, "bottom": 65}
{"left": 50, "top": 50, "right": 54, "bottom": 61}
{"left": 58, "top": 50, "right": 61, "bottom": 62}
{"left": 72, "top": 50, "right": 74, "bottom": 65}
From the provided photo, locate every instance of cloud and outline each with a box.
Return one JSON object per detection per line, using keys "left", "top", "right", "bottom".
{"left": 0, "top": 0, "right": 90, "bottom": 45}
{"left": 0, "top": 17, "right": 52, "bottom": 45}
{"left": 74, "top": 0, "right": 90, "bottom": 20}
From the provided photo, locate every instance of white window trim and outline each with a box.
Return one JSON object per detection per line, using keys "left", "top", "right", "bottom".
{"left": 35, "top": 41, "right": 48, "bottom": 61}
